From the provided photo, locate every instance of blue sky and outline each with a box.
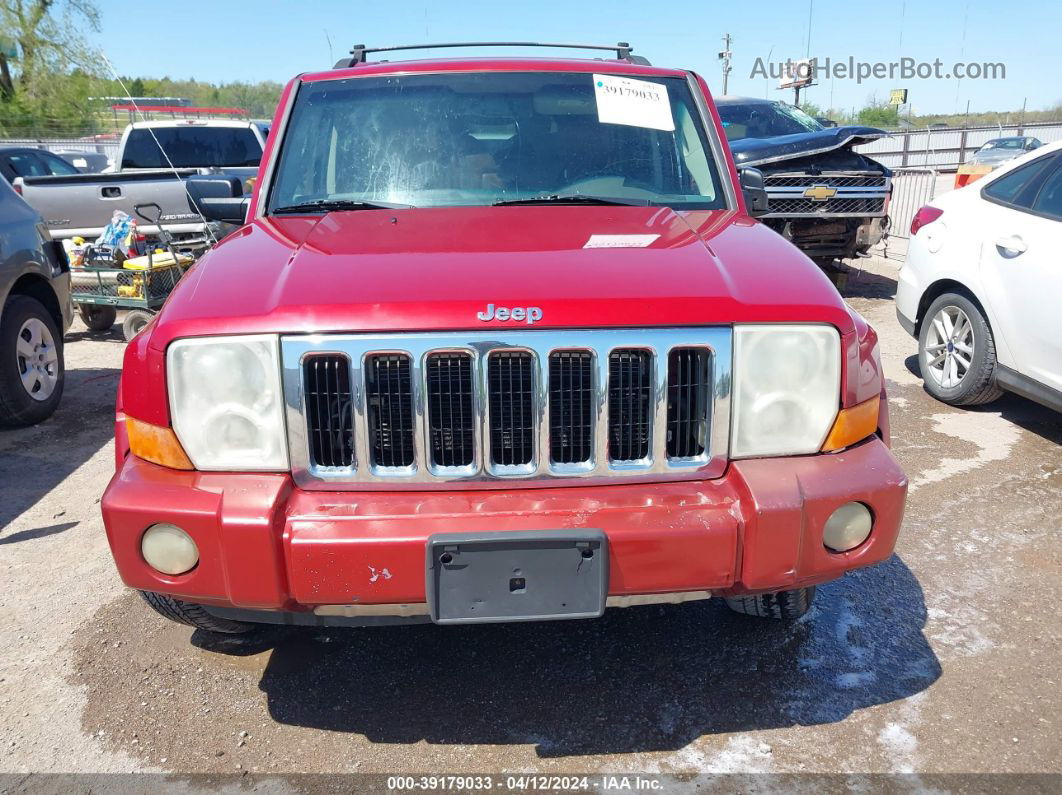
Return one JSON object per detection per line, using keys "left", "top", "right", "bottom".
{"left": 91, "top": 0, "right": 1060, "bottom": 114}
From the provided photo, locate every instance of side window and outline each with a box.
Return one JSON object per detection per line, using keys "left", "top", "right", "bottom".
{"left": 6, "top": 152, "right": 48, "bottom": 177}
{"left": 981, "top": 154, "right": 1057, "bottom": 208}
{"left": 40, "top": 153, "right": 80, "bottom": 176}
{"left": 1030, "top": 162, "right": 1062, "bottom": 221}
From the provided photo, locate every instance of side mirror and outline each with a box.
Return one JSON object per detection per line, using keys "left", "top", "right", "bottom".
{"left": 739, "top": 167, "right": 769, "bottom": 217}
{"left": 186, "top": 176, "right": 249, "bottom": 224}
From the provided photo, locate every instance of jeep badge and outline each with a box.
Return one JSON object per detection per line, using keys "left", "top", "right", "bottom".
{"left": 477, "top": 304, "right": 543, "bottom": 324}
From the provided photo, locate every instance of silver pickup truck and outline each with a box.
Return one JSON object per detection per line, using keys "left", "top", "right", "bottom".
{"left": 14, "top": 120, "right": 265, "bottom": 241}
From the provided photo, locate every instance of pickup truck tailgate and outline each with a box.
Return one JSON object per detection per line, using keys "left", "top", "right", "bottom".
{"left": 16, "top": 169, "right": 205, "bottom": 240}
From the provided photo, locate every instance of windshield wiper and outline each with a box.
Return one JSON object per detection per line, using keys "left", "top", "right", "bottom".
{"left": 273, "top": 199, "right": 412, "bottom": 214}
{"left": 492, "top": 194, "right": 650, "bottom": 207}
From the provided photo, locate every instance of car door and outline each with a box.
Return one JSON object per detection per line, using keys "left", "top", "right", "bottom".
{"left": 978, "top": 151, "right": 1062, "bottom": 392}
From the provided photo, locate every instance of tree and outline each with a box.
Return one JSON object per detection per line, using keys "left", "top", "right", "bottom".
{"left": 800, "top": 101, "right": 824, "bottom": 119}
{"left": 0, "top": 1, "right": 104, "bottom": 134}
{"left": 857, "top": 101, "right": 900, "bottom": 129}
{"left": 0, "top": 1, "right": 101, "bottom": 99}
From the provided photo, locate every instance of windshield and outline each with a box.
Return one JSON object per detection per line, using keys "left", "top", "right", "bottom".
{"left": 982, "top": 139, "right": 1024, "bottom": 150}
{"left": 717, "top": 100, "right": 824, "bottom": 141}
{"left": 268, "top": 72, "right": 726, "bottom": 211}
{"left": 121, "top": 127, "right": 263, "bottom": 169}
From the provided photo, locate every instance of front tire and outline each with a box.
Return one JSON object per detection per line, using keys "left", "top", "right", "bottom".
{"left": 0, "top": 295, "right": 65, "bottom": 427}
{"left": 138, "top": 591, "right": 255, "bottom": 635}
{"left": 918, "top": 292, "right": 1004, "bottom": 406}
{"left": 724, "top": 586, "right": 816, "bottom": 620}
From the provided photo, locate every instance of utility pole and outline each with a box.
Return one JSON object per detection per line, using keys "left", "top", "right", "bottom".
{"left": 719, "top": 33, "right": 733, "bottom": 95}
{"left": 801, "top": 0, "right": 815, "bottom": 108}
{"left": 806, "top": 0, "right": 814, "bottom": 58}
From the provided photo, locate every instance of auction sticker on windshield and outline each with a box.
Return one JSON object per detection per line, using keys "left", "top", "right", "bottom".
{"left": 593, "top": 74, "right": 675, "bottom": 131}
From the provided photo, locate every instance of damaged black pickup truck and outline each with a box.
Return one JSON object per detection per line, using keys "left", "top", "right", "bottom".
{"left": 717, "top": 96, "right": 891, "bottom": 267}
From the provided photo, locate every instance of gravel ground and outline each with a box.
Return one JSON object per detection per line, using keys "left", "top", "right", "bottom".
{"left": 1, "top": 256, "right": 1060, "bottom": 781}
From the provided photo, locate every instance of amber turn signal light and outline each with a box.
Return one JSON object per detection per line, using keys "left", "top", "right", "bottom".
{"left": 127, "top": 417, "right": 194, "bottom": 470}
{"left": 821, "top": 395, "right": 880, "bottom": 452}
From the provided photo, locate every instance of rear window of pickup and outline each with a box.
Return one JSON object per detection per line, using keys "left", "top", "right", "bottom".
{"left": 122, "top": 127, "right": 262, "bottom": 169}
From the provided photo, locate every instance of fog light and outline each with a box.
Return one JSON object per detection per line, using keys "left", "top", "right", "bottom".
{"left": 823, "top": 502, "right": 873, "bottom": 552}
{"left": 141, "top": 523, "right": 199, "bottom": 575}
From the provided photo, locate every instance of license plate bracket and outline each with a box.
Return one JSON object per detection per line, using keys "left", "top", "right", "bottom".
{"left": 426, "top": 530, "right": 608, "bottom": 624}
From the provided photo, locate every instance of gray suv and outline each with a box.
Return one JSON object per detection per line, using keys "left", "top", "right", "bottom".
{"left": 0, "top": 177, "right": 71, "bottom": 426}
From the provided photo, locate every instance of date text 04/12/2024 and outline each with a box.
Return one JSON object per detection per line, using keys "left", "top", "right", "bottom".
{"left": 386, "top": 775, "right": 665, "bottom": 790}
{"left": 382, "top": 776, "right": 662, "bottom": 789}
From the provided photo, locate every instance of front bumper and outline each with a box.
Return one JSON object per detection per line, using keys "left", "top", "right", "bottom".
{"left": 102, "top": 437, "right": 907, "bottom": 616}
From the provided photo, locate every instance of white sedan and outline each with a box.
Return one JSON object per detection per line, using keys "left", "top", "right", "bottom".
{"left": 896, "top": 140, "right": 1062, "bottom": 413}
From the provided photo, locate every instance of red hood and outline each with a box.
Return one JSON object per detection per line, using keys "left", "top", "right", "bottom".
{"left": 149, "top": 205, "right": 853, "bottom": 349}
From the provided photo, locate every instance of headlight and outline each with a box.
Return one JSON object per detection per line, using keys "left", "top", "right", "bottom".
{"left": 731, "top": 325, "right": 841, "bottom": 458}
{"left": 167, "top": 335, "right": 287, "bottom": 470}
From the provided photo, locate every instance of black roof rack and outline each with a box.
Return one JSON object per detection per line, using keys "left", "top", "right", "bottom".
{"left": 334, "top": 41, "right": 651, "bottom": 68}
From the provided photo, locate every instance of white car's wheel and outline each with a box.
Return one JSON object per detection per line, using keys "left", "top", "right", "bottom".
{"left": 918, "top": 292, "right": 1004, "bottom": 406}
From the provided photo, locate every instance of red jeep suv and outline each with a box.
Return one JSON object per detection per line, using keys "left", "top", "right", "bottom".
{"left": 102, "top": 43, "right": 906, "bottom": 635}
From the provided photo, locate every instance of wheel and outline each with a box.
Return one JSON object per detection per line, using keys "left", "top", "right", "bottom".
{"left": 77, "top": 304, "right": 117, "bottom": 331}
{"left": 918, "top": 292, "right": 1004, "bottom": 406}
{"left": 0, "top": 295, "right": 65, "bottom": 428}
{"left": 724, "top": 586, "right": 816, "bottom": 620}
{"left": 138, "top": 591, "right": 255, "bottom": 635}
{"left": 122, "top": 309, "right": 154, "bottom": 342}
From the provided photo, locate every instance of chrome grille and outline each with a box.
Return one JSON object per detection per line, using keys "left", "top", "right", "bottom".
{"left": 766, "top": 197, "right": 887, "bottom": 215}
{"left": 304, "top": 354, "right": 355, "bottom": 468}
{"left": 365, "top": 354, "right": 415, "bottom": 469}
{"left": 283, "top": 329, "right": 731, "bottom": 490}
{"left": 762, "top": 172, "right": 891, "bottom": 218}
{"left": 608, "top": 350, "right": 653, "bottom": 462}
{"left": 487, "top": 351, "right": 536, "bottom": 467}
{"left": 666, "top": 348, "right": 711, "bottom": 459}
{"left": 764, "top": 174, "right": 887, "bottom": 188}
{"left": 548, "top": 351, "right": 594, "bottom": 465}
{"left": 426, "top": 353, "right": 475, "bottom": 468}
